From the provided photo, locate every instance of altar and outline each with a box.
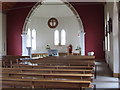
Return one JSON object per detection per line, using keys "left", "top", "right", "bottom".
{"left": 48, "top": 49, "right": 59, "bottom": 56}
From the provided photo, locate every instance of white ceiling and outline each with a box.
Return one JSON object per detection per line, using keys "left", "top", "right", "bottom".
{"left": 33, "top": 4, "right": 75, "bottom": 18}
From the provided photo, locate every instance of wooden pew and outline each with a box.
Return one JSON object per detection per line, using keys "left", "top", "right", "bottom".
{"left": 2, "top": 55, "right": 30, "bottom": 67}
{"left": 13, "top": 64, "right": 94, "bottom": 69}
{"left": 2, "top": 55, "right": 95, "bottom": 89}
{"left": 2, "top": 71, "right": 93, "bottom": 80}
{"left": 20, "top": 59, "right": 95, "bottom": 66}
{"left": 2, "top": 55, "right": 95, "bottom": 68}
{"left": 2, "top": 68, "right": 94, "bottom": 74}
{"left": 2, "top": 67, "right": 93, "bottom": 87}
{"left": 44, "top": 55, "right": 95, "bottom": 60}
{"left": 13, "top": 55, "right": 95, "bottom": 78}
{"left": 29, "top": 59, "right": 95, "bottom": 63}
{"left": 20, "top": 55, "right": 95, "bottom": 66}
{"left": 2, "top": 77, "right": 92, "bottom": 88}
{"left": 2, "top": 71, "right": 94, "bottom": 88}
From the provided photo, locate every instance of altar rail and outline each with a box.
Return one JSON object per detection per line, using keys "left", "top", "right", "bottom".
{"left": 31, "top": 53, "right": 82, "bottom": 57}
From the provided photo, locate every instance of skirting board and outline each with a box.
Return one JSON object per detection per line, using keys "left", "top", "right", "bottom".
{"left": 113, "top": 73, "right": 120, "bottom": 78}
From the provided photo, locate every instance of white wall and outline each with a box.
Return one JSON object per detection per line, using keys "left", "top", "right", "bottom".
{"left": 0, "top": 13, "right": 6, "bottom": 59}
{"left": 27, "top": 16, "right": 84, "bottom": 54}
{"left": 0, "top": 13, "right": 6, "bottom": 90}
{"left": 2, "top": 14, "right": 6, "bottom": 56}
{"left": 104, "top": 2, "right": 114, "bottom": 71}
{"left": 112, "top": 2, "right": 119, "bottom": 74}
{"left": 104, "top": 2, "right": 119, "bottom": 74}
{"left": 0, "top": 13, "right": 2, "bottom": 58}
{"left": 118, "top": 3, "right": 120, "bottom": 74}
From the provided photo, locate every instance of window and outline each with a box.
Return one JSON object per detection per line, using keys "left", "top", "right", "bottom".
{"left": 27, "top": 28, "right": 36, "bottom": 50}
{"left": 32, "top": 29, "right": 36, "bottom": 50}
{"left": 105, "top": 36, "right": 107, "bottom": 51}
{"left": 107, "top": 13, "right": 110, "bottom": 51}
{"left": 105, "top": 20, "right": 107, "bottom": 51}
{"left": 54, "top": 30, "right": 59, "bottom": 45}
{"left": 54, "top": 29, "right": 66, "bottom": 45}
{"left": 61, "top": 29, "right": 66, "bottom": 45}
{"left": 107, "top": 32, "right": 110, "bottom": 51}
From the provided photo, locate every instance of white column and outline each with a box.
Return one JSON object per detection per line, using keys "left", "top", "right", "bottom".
{"left": 21, "top": 34, "right": 28, "bottom": 56}
{"left": 2, "top": 13, "right": 6, "bottom": 56}
{"left": 0, "top": 13, "right": 6, "bottom": 58}
{"left": 80, "top": 31, "right": 85, "bottom": 55}
{"left": 112, "top": 1, "right": 119, "bottom": 74}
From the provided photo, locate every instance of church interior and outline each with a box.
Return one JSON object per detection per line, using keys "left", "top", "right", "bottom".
{"left": 0, "top": 0, "right": 120, "bottom": 89}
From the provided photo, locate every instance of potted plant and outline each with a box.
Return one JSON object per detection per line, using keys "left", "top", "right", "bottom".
{"left": 75, "top": 46, "right": 81, "bottom": 55}
{"left": 46, "top": 44, "right": 50, "bottom": 50}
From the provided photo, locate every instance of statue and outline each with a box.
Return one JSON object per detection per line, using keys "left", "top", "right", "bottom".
{"left": 67, "top": 44, "right": 73, "bottom": 54}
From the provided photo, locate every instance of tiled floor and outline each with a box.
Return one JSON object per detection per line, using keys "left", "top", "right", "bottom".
{"left": 93, "top": 60, "right": 120, "bottom": 89}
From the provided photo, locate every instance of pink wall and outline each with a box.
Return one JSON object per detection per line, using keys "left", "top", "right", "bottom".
{"left": 7, "top": 3, "right": 35, "bottom": 55}
{"left": 7, "top": 3, "right": 105, "bottom": 59}
{"left": 72, "top": 4, "right": 105, "bottom": 59}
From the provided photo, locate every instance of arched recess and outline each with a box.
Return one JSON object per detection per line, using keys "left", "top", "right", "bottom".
{"left": 22, "top": 0, "right": 85, "bottom": 56}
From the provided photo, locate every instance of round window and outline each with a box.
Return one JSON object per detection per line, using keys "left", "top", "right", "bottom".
{"left": 48, "top": 18, "right": 58, "bottom": 28}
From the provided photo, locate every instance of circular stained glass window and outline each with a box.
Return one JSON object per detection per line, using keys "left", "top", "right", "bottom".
{"left": 48, "top": 17, "right": 58, "bottom": 28}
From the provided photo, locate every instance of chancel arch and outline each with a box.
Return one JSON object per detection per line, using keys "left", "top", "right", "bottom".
{"left": 22, "top": 0, "right": 85, "bottom": 56}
